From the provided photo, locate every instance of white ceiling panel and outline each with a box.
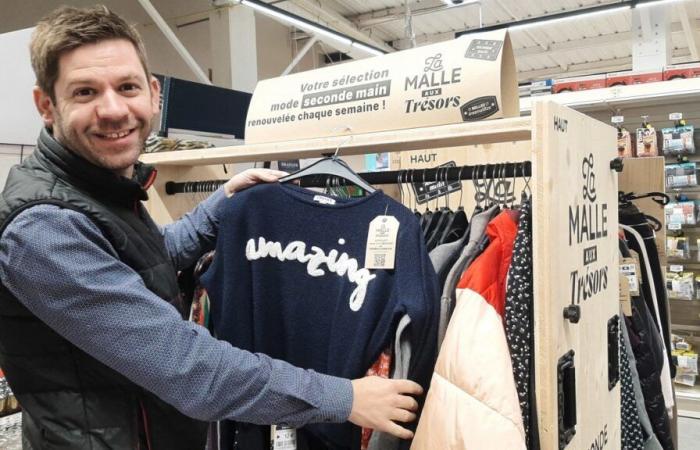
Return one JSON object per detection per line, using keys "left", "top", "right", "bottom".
{"left": 7, "top": 0, "right": 697, "bottom": 83}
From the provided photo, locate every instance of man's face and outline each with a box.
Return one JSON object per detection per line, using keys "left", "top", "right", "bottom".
{"left": 33, "top": 38, "right": 159, "bottom": 178}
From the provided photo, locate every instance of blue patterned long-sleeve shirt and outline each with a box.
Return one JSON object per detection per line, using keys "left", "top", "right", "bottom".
{"left": 0, "top": 186, "right": 353, "bottom": 425}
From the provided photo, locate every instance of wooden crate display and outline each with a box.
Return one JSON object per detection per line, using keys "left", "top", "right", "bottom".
{"left": 141, "top": 101, "right": 621, "bottom": 450}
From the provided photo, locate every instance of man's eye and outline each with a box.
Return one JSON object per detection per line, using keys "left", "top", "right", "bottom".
{"left": 74, "top": 88, "right": 95, "bottom": 97}
{"left": 121, "top": 83, "right": 140, "bottom": 92}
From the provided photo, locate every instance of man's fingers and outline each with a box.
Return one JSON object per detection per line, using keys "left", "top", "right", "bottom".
{"left": 394, "top": 379, "right": 423, "bottom": 396}
{"left": 381, "top": 421, "right": 414, "bottom": 440}
{"left": 390, "top": 408, "right": 417, "bottom": 423}
{"left": 393, "top": 395, "right": 419, "bottom": 412}
{"left": 252, "top": 169, "right": 288, "bottom": 181}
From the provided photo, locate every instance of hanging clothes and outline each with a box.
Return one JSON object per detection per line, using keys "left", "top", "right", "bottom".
{"left": 504, "top": 197, "right": 538, "bottom": 450}
{"left": 621, "top": 225, "right": 675, "bottom": 416}
{"left": 436, "top": 205, "right": 499, "bottom": 347}
{"left": 620, "top": 203, "right": 675, "bottom": 380}
{"left": 619, "top": 240, "right": 675, "bottom": 450}
{"left": 428, "top": 214, "right": 469, "bottom": 287}
{"left": 621, "top": 308, "right": 664, "bottom": 450}
{"left": 619, "top": 313, "right": 646, "bottom": 450}
{"left": 201, "top": 183, "right": 440, "bottom": 450}
{"left": 457, "top": 209, "right": 520, "bottom": 316}
{"left": 411, "top": 210, "right": 526, "bottom": 450}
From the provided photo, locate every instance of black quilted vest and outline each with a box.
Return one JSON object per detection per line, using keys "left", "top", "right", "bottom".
{"left": 0, "top": 129, "right": 208, "bottom": 449}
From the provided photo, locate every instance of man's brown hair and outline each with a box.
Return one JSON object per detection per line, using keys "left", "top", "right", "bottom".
{"left": 30, "top": 5, "right": 151, "bottom": 102}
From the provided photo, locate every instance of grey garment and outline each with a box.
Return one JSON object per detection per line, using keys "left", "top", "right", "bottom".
{"left": 622, "top": 311, "right": 664, "bottom": 450}
{"left": 366, "top": 315, "right": 412, "bottom": 450}
{"left": 0, "top": 198, "right": 352, "bottom": 427}
{"left": 437, "top": 205, "right": 500, "bottom": 346}
{"left": 429, "top": 220, "right": 469, "bottom": 284}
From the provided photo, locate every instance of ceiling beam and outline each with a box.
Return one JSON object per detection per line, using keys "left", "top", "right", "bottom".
{"left": 278, "top": 0, "right": 395, "bottom": 53}
{"left": 677, "top": 2, "right": 700, "bottom": 60}
{"left": 349, "top": 0, "right": 471, "bottom": 29}
{"left": 519, "top": 47, "right": 692, "bottom": 82}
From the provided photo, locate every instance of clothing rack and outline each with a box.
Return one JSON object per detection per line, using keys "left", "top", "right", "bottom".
{"left": 164, "top": 161, "right": 533, "bottom": 195}
{"left": 142, "top": 102, "right": 624, "bottom": 449}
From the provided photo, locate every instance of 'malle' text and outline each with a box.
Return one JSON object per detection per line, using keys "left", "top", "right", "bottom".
{"left": 569, "top": 203, "right": 608, "bottom": 246}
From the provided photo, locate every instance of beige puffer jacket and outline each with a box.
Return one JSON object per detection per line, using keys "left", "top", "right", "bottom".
{"left": 411, "top": 287, "right": 526, "bottom": 450}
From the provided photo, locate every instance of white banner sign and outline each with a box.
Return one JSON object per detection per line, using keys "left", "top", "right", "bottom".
{"left": 245, "top": 29, "right": 518, "bottom": 144}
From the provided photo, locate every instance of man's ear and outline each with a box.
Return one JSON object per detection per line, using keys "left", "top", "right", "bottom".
{"left": 149, "top": 76, "right": 161, "bottom": 114}
{"left": 33, "top": 87, "right": 55, "bottom": 127}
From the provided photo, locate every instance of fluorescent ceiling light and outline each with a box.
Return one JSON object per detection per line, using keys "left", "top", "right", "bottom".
{"left": 240, "top": 0, "right": 351, "bottom": 47}
{"left": 351, "top": 41, "right": 384, "bottom": 56}
{"left": 635, "top": 0, "right": 685, "bottom": 9}
{"left": 441, "top": 0, "right": 481, "bottom": 7}
{"left": 509, "top": 5, "right": 631, "bottom": 31}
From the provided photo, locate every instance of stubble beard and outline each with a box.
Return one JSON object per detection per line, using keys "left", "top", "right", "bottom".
{"left": 52, "top": 114, "right": 150, "bottom": 177}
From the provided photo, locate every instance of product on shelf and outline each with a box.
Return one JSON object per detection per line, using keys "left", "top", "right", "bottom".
{"left": 665, "top": 201, "right": 697, "bottom": 225}
{"left": 666, "top": 271, "right": 695, "bottom": 300}
{"left": 667, "top": 236, "right": 691, "bottom": 259}
{"left": 665, "top": 162, "right": 698, "bottom": 188}
{"left": 696, "top": 275, "right": 700, "bottom": 298}
{"left": 636, "top": 118, "right": 659, "bottom": 157}
{"left": 662, "top": 123, "right": 695, "bottom": 156}
{"left": 617, "top": 127, "right": 634, "bottom": 158}
{"left": 672, "top": 337, "right": 699, "bottom": 386}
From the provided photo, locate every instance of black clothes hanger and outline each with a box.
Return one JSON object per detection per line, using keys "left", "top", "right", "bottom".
{"left": 419, "top": 170, "right": 433, "bottom": 232}
{"left": 409, "top": 170, "right": 421, "bottom": 219}
{"left": 437, "top": 165, "right": 469, "bottom": 245}
{"left": 644, "top": 214, "right": 663, "bottom": 232}
{"left": 423, "top": 168, "right": 447, "bottom": 241}
{"left": 426, "top": 168, "right": 453, "bottom": 250}
{"left": 471, "top": 164, "right": 485, "bottom": 215}
{"left": 279, "top": 142, "right": 376, "bottom": 194}
{"left": 619, "top": 191, "right": 670, "bottom": 206}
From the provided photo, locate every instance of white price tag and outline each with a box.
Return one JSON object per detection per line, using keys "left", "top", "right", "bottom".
{"left": 670, "top": 264, "right": 684, "bottom": 273}
{"left": 271, "top": 425, "right": 297, "bottom": 450}
{"left": 669, "top": 223, "right": 683, "bottom": 231}
{"left": 365, "top": 215, "right": 399, "bottom": 270}
{"left": 620, "top": 258, "right": 640, "bottom": 296}
{"left": 670, "top": 112, "right": 683, "bottom": 120}
{"left": 611, "top": 115, "right": 624, "bottom": 124}
{"left": 619, "top": 275, "right": 633, "bottom": 316}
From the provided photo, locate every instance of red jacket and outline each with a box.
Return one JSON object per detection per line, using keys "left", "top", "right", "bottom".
{"left": 457, "top": 209, "right": 519, "bottom": 316}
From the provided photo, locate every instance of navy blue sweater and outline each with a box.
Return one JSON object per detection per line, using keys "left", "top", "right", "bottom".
{"left": 201, "top": 183, "right": 439, "bottom": 449}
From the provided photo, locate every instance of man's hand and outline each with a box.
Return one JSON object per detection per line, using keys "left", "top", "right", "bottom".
{"left": 348, "top": 377, "right": 423, "bottom": 440}
{"left": 224, "top": 168, "right": 288, "bottom": 197}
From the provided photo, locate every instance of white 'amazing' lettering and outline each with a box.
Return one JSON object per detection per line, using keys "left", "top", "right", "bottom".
{"left": 245, "top": 237, "right": 376, "bottom": 311}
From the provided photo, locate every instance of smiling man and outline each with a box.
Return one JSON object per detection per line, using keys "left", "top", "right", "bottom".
{"left": 0, "top": 5, "right": 421, "bottom": 450}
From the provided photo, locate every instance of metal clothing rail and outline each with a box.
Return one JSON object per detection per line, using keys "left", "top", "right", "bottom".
{"left": 164, "top": 161, "right": 533, "bottom": 195}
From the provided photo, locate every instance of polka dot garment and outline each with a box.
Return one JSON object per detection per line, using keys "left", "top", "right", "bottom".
{"left": 620, "top": 321, "right": 645, "bottom": 449}
{"left": 504, "top": 196, "right": 534, "bottom": 447}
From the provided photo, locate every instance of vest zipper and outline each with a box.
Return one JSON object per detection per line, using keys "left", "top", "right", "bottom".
{"left": 139, "top": 398, "right": 154, "bottom": 450}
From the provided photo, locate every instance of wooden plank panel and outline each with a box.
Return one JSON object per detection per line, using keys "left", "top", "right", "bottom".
{"left": 532, "top": 101, "right": 621, "bottom": 450}
{"left": 618, "top": 157, "right": 667, "bottom": 266}
{"left": 139, "top": 117, "right": 532, "bottom": 166}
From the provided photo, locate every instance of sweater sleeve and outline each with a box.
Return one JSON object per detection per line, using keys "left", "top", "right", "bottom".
{"left": 0, "top": 204, "right": 353, "bottom": 426}
{"left": 161, "top": 187, "right": 227, "bottom": 271}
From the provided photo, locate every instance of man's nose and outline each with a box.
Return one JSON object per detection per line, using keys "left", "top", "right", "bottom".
{"left": 95, "top": 89, "right": 129, "bottom": 122}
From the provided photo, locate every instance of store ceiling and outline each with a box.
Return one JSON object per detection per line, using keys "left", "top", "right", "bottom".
{"left": 2, "top": 0, "right": 699, "bottom": 83}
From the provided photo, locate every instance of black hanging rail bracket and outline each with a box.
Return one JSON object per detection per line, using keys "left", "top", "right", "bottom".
{"left": 610, "top": 157, "right": 624, "bottom": 173}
